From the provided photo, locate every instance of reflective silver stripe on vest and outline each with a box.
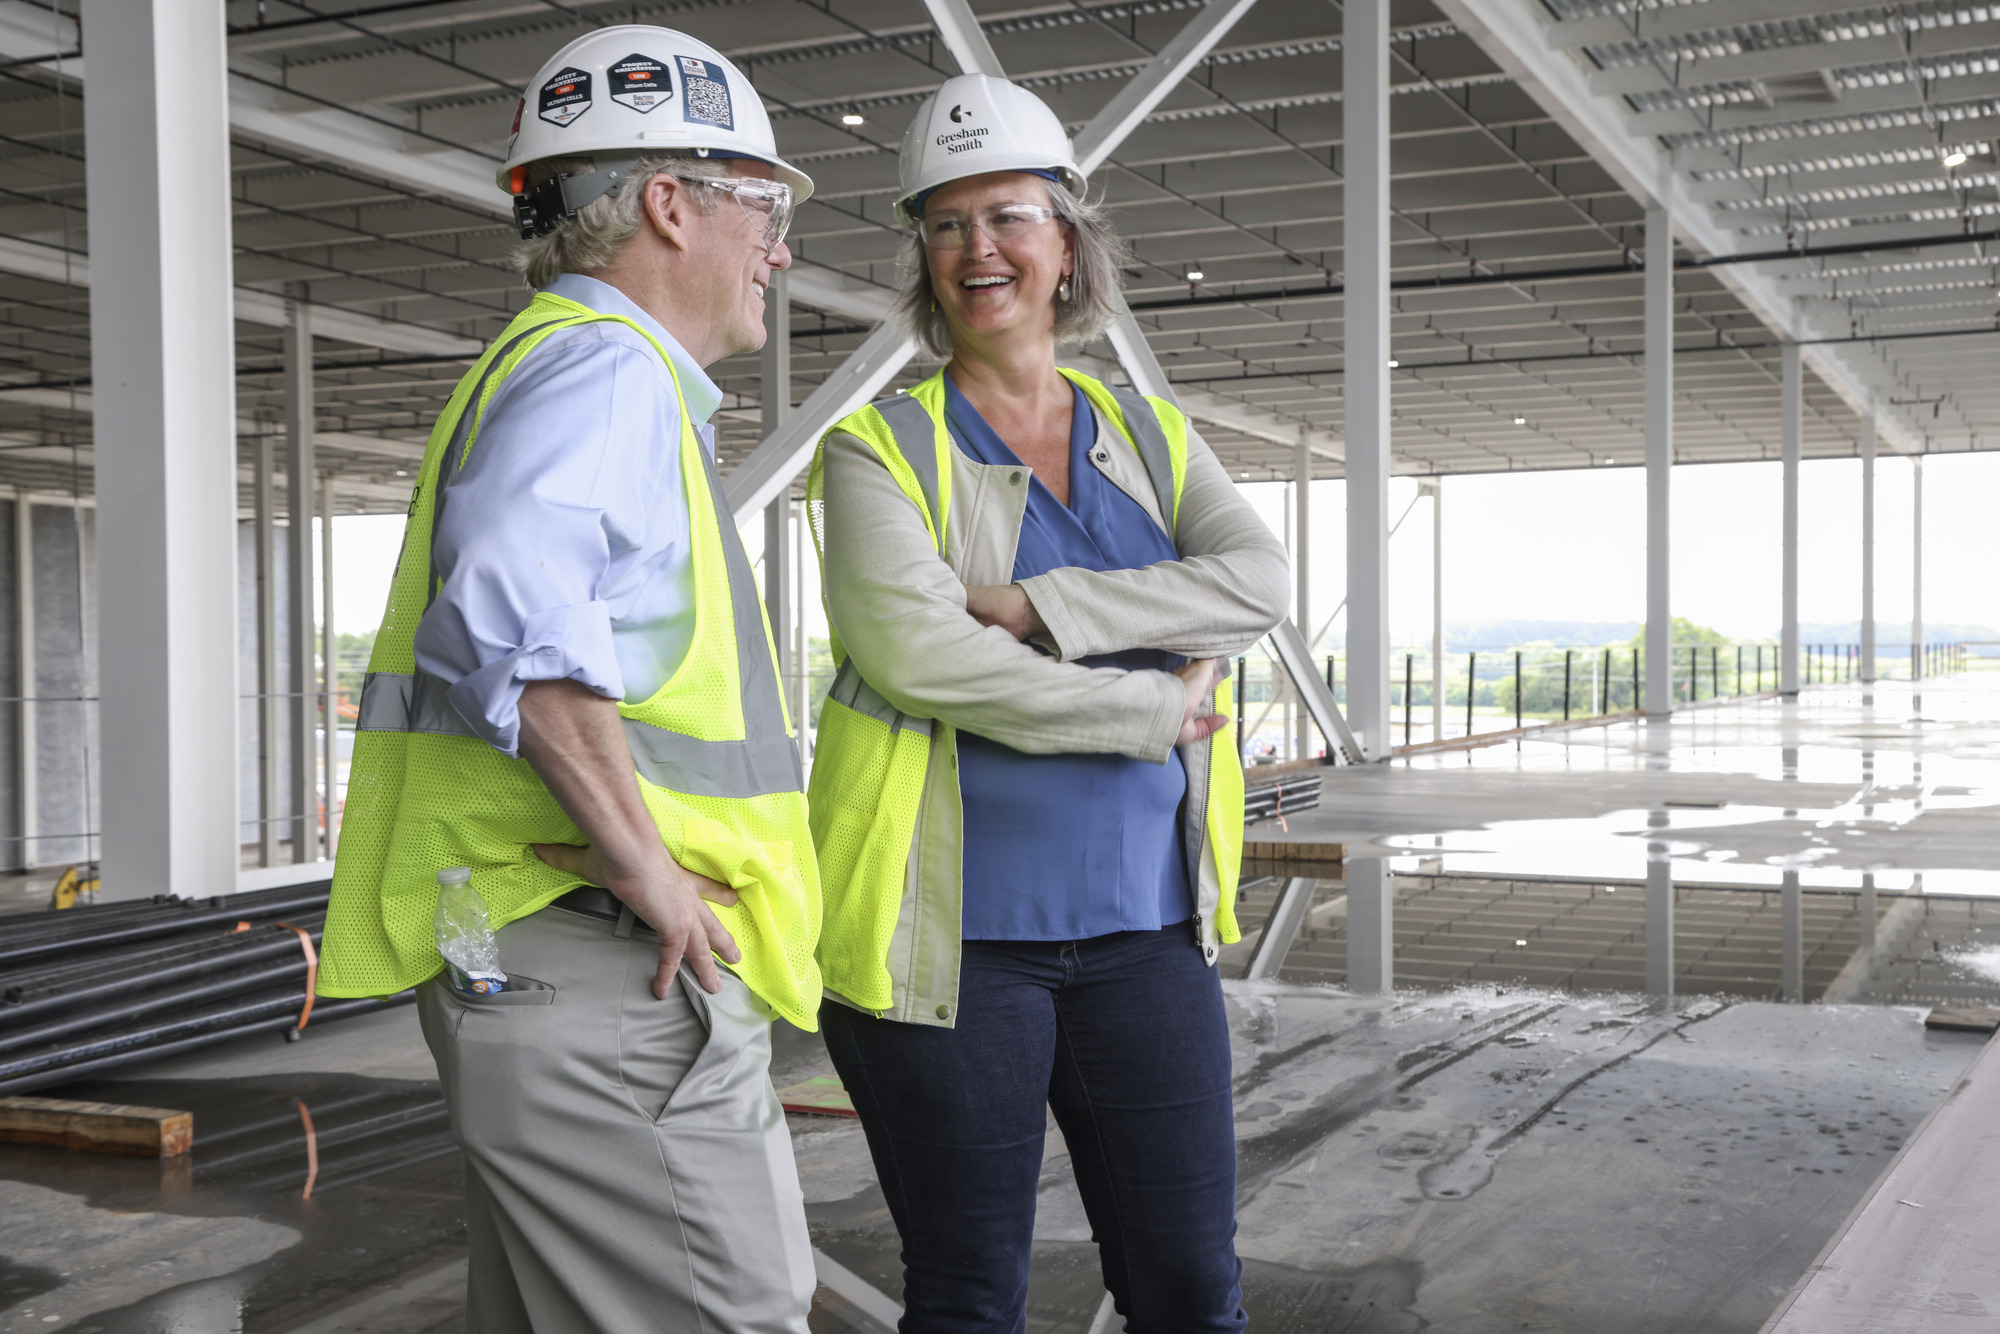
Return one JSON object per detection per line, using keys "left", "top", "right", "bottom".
{"left": 828, "top": 659, "right": 933, "bottom": 737}
{"left": 874, "top": 393, "right": 946, "bottom": 539}
{"left": 356, "top": 670, "right": 479, "bottom": 737}
{"left": 1102, "top": 384, "right": 1179, "bottom": 533}
{"left": 653, "top": 440, "right": 806, "bottom": 798}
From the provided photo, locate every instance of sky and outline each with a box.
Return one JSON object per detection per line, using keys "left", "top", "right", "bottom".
{"left": 326, "top": 450, "right": 2000, "bottom": 651}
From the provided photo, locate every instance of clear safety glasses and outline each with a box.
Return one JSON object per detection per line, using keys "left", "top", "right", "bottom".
{"left": 918, "top": 202, "right": 1059, "bottom": 250}
{"left": 672, "top": 173, "right": 794, "bottom": 258}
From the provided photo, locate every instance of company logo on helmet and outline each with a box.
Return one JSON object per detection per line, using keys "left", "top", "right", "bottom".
{"left": 609, "top": 54, "right": 671, "bottom": 113}
{"left": 935, "top": 126, "right": 989, "bottom": 155}
{"left": 949, "top": 104, "right": 970, "bottom": 123}
{"left": 537, "top": 66, "right": 592, "bottom": 128}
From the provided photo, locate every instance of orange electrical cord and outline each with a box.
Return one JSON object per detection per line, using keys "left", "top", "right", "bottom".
{"left": 275, "top": 923, "right": 320, "bottom": 1031}
{"left": 297, "top": 1099, "right": 319, "bottom": 1199}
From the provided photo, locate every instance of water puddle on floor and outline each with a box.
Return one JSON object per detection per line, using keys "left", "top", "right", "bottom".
{"left": 1379, "top": 803, "right": 2000, "bottom": 895}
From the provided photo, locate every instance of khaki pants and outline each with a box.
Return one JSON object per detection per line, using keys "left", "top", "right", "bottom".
{"left": 418, "top": 906, "right": 815, "bottom": 1334}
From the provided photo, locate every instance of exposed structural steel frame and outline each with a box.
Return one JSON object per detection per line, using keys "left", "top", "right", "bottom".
{"left": 284, "top": 298, "right": 316, "bottom": 864}
{"left": 0, "top": 3, "right": 1340, "bottom": 492}
{"left": 1433, "top": 0, "right": 1930, "bottom": 457}
{"left": 83, "top": 0, "right": 244, "bottom": 900}
{"left": 1243, "top": 877, "right": 1315, "bottom": 981}
{"left": 1643, "top": 207, "right": 1672, "bottom": 720}
{"left": 1268, "top": 618, "right": 1363, "bottom": 763}
{"left": 1343, "top": 0, "right": 1392, "bottom": 761}
{"left": 722, "top": 0, "right": 1362, "bottom": 761}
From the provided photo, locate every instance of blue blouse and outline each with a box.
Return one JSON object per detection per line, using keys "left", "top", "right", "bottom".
{"left": 945, "top": 376, "right": 1192, "bottom": 941}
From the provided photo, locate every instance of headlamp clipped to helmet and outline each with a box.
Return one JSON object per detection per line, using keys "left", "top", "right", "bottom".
{"left": 511, "top": 156, "right": 642, "bottom": 239}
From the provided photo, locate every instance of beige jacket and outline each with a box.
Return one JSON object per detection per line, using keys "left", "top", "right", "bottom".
{"left": 816, "top": 396, "right": 1289, "bottom": 1020}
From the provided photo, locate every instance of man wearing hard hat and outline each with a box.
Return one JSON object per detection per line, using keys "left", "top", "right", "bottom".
{"left": 317, "top": 27, "right": 820, "bottom": 1333}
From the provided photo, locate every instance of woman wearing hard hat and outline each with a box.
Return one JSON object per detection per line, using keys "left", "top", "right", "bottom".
{"left": 807, "top": 73, "right": 1289, "bottom": 1331}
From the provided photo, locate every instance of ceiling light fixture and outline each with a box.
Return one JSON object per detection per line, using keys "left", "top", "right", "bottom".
{"left": 1186, "top": 266, "right": 1205, "bottom": 281}
{"left": 1387, "top": 358, "right": 1400, "bottom": 368}
{"left": 1945, "top": 149, "right": 1969, "bottom": 167}
{"left": 841, "top": 111, "right": 865, "bottom": 126}
{"left": 1513, "top": 416, "right": 1527, "bottom": 425}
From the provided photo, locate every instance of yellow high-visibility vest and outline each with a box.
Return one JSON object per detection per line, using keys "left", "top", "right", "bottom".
{"left": 805, "top": 366, "right": 1244, "bottom": 1024}
{"left": 317, "top": 290, "right": 822, "bottom": 1030}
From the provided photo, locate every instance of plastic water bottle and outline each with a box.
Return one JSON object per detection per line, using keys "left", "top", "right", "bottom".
{"left": 434, "top": 867, "right": 508, "bottom": 995}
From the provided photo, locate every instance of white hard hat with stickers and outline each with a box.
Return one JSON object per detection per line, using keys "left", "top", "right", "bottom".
{"left": 501, "top": 25, "right": 813, "bottom": 240}
{"left": 894, "top": 73, "right": 1085, "bottom": 228}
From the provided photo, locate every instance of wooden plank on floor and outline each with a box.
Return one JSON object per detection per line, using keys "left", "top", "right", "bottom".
{"left": 778, "top": 1075, "right": 858, "bottom": 1118}
{"left": 1925, "top": 1006, "right": 2000, "bottom": 1034}
{"left": 1761, "top": 1032, "right": 2000, "bottom": 1332}
{"left": 0, "top": 1095, "right": 192, "bottom": 1157}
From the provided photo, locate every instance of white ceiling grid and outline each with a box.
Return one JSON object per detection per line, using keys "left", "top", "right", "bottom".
{"left": 0, "top": 0, "right": 1987, "bottom": 514}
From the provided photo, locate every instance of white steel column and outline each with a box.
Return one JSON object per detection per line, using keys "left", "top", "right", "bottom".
{"left": 84, "top": 0, "right": 241, "bottom": 900}
{"left": 255, "top": 436, "right": 279, "bottom": 868}
{"left": 1781, "top": 342, "right": 1802, "bottom": 697}
{"left": 1911, "top": 457, "right": 1924, "bottom": 683}
{"left": 1644, "top": 207, "right": 1673, "bottom": 719}
{"left": 1428, "top": 480, "right": 1442, "bottom": 741}
{"left": 1295, "top": 428, "right": 1311, "bottom": 759}
{"left": 284, "top": 299, "right": 315, "bottom": 863}
{"left": 761, "top": 270, "right": 793, "bottom": 710}
{"left": 1343, "top": 0, "right": 1391, "bottom": 760}
{"left": 1860, "top": 412, "right": 1876, "bottom": 684}
{"left": 1645, "top": 808, "right": 1672, "bottom": 996}
{"left": 320, "top": 472, "right": 338, "bottom": 853}
{"left": 1345, "top": 858, "right": 1393, "bottom": 993}
{"left": 1781, "top": 871, "right": 1804, "bottom": 1003}
{"left": 13, "top": 493, "right": 32, "bottom": 871}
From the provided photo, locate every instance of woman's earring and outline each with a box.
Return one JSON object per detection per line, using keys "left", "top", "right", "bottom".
{"left": 1058, "top": 276, "right": 1072, "bottom": 303}
{"left": 930, "top": 296, "right": 938, "bottom": 313}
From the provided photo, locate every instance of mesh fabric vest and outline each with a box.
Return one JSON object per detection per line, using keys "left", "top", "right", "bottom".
{"left": 806, "top": 367, "right": 1244, "bottom": 1014}
{"left": 317, "top": 291, "right": 822, "bottom": 1030}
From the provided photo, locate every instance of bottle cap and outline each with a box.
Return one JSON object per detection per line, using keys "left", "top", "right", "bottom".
{"left": 436, "top": 867, "right": 473, "bottom": 886}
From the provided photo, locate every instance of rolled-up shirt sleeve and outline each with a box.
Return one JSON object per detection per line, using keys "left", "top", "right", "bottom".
{"left": 412, "top": 333, "right": 684, "bottom": 757}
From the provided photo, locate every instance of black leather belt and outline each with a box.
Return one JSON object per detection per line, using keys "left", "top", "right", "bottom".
{"left": 554, "top": 885, "right": 624, "bottom": 922}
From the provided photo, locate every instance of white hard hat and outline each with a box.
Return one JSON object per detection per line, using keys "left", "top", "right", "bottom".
{"left": 894, "top": 74, "right": 1085, "bottom": 228}
{"left": 501, "top": 25, "right": 813, "bottom": 237}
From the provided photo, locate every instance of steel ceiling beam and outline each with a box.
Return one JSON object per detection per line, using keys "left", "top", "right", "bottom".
{"left": 1072, "top": 0, "right": 1262, "bottom": 175}
{"left": 0, "top": 236, "right": 485, "bottom": 356}
{"left": 0, "top": 384, "right": 425, "bottom": 460}
{"left": 921, "top": 0, "right": 1006, "bottom": 77}
{"left": 726, "top": 0, "right": 1274, "bottom": 522}
{"left": 1547, "top": 0, "right": 1892, "bottom": 52}
{"left": 1434, "top": 0, "right": 1922, "bottom": 454}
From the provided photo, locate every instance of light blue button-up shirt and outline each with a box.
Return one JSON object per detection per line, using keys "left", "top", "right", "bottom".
{"left": 412, "top": 273, "right": 720, "bottom": 757}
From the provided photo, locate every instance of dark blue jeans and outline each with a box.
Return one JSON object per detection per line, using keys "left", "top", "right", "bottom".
{"left": 822, "top": 924, "right": 1245, "bottom": 1334}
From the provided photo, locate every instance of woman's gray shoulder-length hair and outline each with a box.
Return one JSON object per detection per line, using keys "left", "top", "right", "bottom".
{"left": 893, "top": 176, "right": 1133, "bottom": 360}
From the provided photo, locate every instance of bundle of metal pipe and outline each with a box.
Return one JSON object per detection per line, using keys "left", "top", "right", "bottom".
{"left": 0, "top": 880, "right": 412, "bottom": 1097}
{"left": 0, "top": 880, "right": 333, "bottom": 968}
{"left": 0, "top": 991, "right": 413, "bottom": 1098}
{"left": 1243, "top": 775, "right": 1322, "bottom": 825}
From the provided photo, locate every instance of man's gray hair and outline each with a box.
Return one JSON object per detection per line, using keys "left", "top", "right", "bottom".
{"left": 513, "top": 155, "right": 730, "bottom": 289}
{"left": 894, "top": 177, "right": 1132, "bottom": 360}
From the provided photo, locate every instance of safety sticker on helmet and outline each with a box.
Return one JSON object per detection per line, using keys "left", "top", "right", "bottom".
{"left": 609, "top": 54, "right": 670, "bottom": 113}
{"left": 676, "top": 55, "right": 734, "bottom": 131}
{"left": 538, "top": 67, "right": 592, "bottom": 127}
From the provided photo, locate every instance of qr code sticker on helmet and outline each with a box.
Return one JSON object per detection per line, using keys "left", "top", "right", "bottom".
{"left": 677, "top": 56, "right": 734, "bottom": 131}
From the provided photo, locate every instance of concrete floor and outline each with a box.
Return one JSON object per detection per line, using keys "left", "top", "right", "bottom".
{"left": 3, "top": 674, "right": 1997, "bottom": 1332}
{"left": 0, "top": 988, "right": 1979, "bottom": 1334}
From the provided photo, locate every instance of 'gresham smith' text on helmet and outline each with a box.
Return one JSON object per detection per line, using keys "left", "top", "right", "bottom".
{"left": 501, "top": 26, "right": 813, "bottom": 238}
{"left": 894, "top": 74, "right": 1084, "bottom": 228}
